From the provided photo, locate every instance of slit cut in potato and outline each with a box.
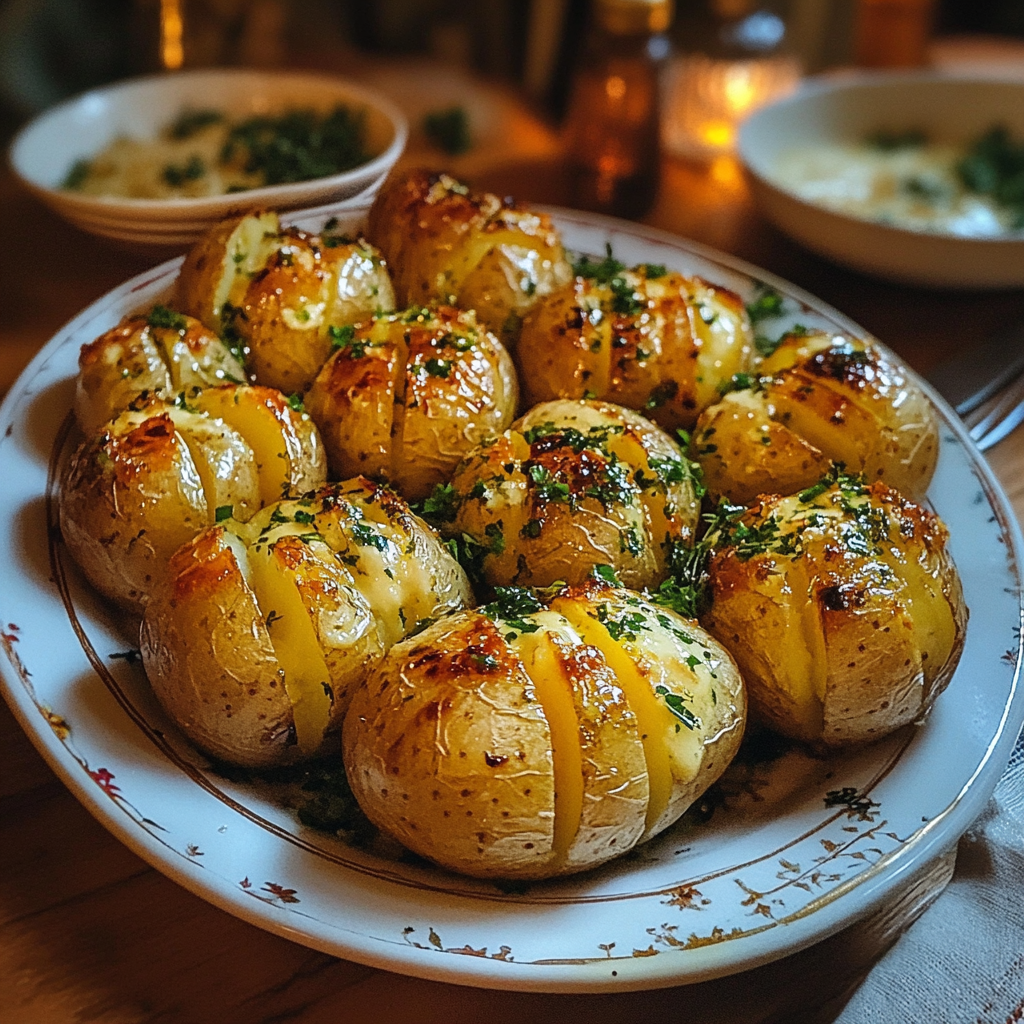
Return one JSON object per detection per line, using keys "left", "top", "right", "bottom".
{"left": 60, "top": 386, "right": 329, "bottom": 613}
{"left": 193, "top": 385, "right": 326, "bottom": 505}
{"left": 343, "top": 579, "right": 745, "bottom": 879}
{"left": 74, "top": 310, "right": 247, "bottom": 436}
{"left": 244, "top": 537, "right": 336, "bottom": 756}
{"left": 140, "top": 480, "right": 474, "bottom": 767}
{"left": 552, "top": 600, "right": 674, "bottom": 837}
{"left": 700, "top": 473, "right": 966, "bottom": 748}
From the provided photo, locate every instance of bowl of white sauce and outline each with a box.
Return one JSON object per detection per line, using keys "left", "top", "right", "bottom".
{"left": 738, "top": 73, "right": 1024, "bottom": 288}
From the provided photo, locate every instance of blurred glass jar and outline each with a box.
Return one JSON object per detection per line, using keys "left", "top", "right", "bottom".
{"left": 563, "top": 0, "right": 673, "bottom": 220}
{"left": 662, "top": 0, "right": 800, "bottom": 160}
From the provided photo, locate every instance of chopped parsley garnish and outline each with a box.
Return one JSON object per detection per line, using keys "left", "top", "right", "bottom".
{"left": 62, "top": 158, "right": 91, "bottom": 190}
{"left": 423, "top": 357, "right": 452, "bottom": 379}
{"left": 865, "top": 128, "right": 927, "bottom": 152}
{"left": 596, "top": 603, "right": 649, "bottom": 642}
{"left": 482, "top": 586, "right": 543, "bottom": 636}
{"left": 957, "top": 125, "right": 1024, "bottom": 229}
{"left": 418, "top": 482, "right": 459, "bottom": 524}
{"left": 643, "top": 263, "right": 667, "bottom": 279}
{"left": 745, "top": 285, "right": 785, "bottom": 324}
{"left": 591, "top": 563, "right": 621, "bottom": 585}
{"left": 655, "top": 685, "right": 700, "bottom": 730}
{"left": 572, "top": 245, "right": 626, "bottom": 283}
{"left": 446, "top": 523, "right": 505, "bottom": 583}
{"left": 718, "top": 372, "right": 759, "bottom": 396}
{"left": 423, "top": 105, "right": 472, "bottom": 155}
{"left": 286, "top": 393, "right": 305, "bottom": 412}
{"left": 220, "top": 104, "right": 368, "bottom": 186}
{"left": 527, "top": 464, "right": 571, "bottom": 504}
{"left": 215, "top": 505, "right": 233, "bottom": 523}
{"left": 168, "top": 108, "right": 224, "bottom": 139}
{"left": 328, "top": 324, "right": 357, "bottom": 351}
{"left": 147, "top": 305, "right": 188, "bottom": 331}
{"left": 162, "top": 155, "right": 206, "bottom": 187}
{"left": 351, "top": 522, "right": 389, "bottom": 552}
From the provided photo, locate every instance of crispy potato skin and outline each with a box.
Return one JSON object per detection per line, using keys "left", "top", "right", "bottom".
{"left": 344, "top": 613, "right": 560, "bottom": 877}
{"left": 177, "top": 211, "right": 395, "bottom": 394}
{"left": 440, "top": 399, "right": 701, "bottom": 590}
{"left": 694, "top": 332, "right": 939, "bottom": 504}
{"left": 60, "top": 403, "right": 251, "bottom": 611}
{"left": 305, "top": 306, "right": 518, "bottom": 501}
{"left": 517, "top": 270, "right": 753, "bottom": 431}
{"left": 74, "top": 311, "right": 246, "bottom": 436}
{"left": 344, "top": 582, "right": 745, "bottom": 880}
{"left": 367, "top": 170, "right": 572, "bottom": 339}
{"left": 140, "top": 480, "right": 473, "bottom": 768}
{"left": 700, "top": 479, "right": 966, "bottom": 749}
{"left": 59, "top": 387, "right": 327, "bottom": 613}
{"left": 140, "top": 528, "right": 296, "bottom": 767}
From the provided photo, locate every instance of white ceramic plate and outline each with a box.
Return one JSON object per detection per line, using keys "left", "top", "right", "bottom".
{"left": 738, "top": 73, "right": 1024, "bottom": 288}
{"left": 8, "top": 70, "right": 408, "bottom": 248}
{"left": 0, "top": 205, "right": 1021, "bottom": 993}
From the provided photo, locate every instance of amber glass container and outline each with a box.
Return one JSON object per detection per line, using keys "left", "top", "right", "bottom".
{"left": 563, "top": 0, "right": 673, "bottom": 220}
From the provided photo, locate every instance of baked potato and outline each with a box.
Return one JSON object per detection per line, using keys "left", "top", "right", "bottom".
{"left": 343, "top": 578, "right": 746, "bottom": 879}
{"left": 693, "top": 330, "right": 939, "bottom": 504}
{"left": 305, "top": 305, "right": 518, "bottom": 501}
{"left": 176, "top": 210, "right": 395, "bottom": 393}
{"left": 366, "top": 169, "right": 573, "bottom": 340}
{"left": 699, "top": 470, "right": 966, "bottom": 748}
{"left": 59, "top": 386, "right": 327, "bottom": 612}
{"left": 74, "top": 307, "right": 246, "bottom": 436}
{"left": 433, "top": 399, "right": 702, "bottom": 591}
{"left": 516, "top": 259, "right": 753, "bottom": 432}
{"left": 139, "top": 480, "right": 473, "bottom": 768}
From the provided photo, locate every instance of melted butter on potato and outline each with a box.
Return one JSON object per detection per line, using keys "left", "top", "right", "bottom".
{"left": 436, "top": 399, "right": 701, "bottom": 591}
{"left": 366, "top": 169, "right": 572, "bottom": 341}
{"left": 700, "top": 472, "right": 966, "bottom": 748}
{"left": 516, "top": 261, "right": 753, "bottom": 432}
{"left": 343, "top": 581, "right": 745, "bottom": 880}
{"left": 306, "top": 306, "right": 518, "bottom": 502}
{"left": 60, "top": 384, "right": 328, "bottom": 614}
{"left": 177, "top": 211, "right": 396, "bottom": 393}
{"left": 74, "top": 308, "right": 246, "bottom": 436}
{"left": 140, "top": 480, "right": 473, "bottom": 768}
{"left": 694, "top": 331, "right": 939, "bottom": 504}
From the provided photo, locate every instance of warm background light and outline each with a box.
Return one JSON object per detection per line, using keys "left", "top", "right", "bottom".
{"left": 662, "top": 51, "right": 800, "bottom": 159}
{"left": 159, "top": 0, "right": 184, "bottom": 70}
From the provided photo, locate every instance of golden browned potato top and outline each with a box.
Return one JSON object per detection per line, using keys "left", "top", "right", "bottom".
{"left": 517, "top": 257, "right": 753, "bottom": 431}
{"left": 693, "top": 329, "right": 939, "bottom": 503}
{"left": 305, "top": 304, "right": 518, "bottom": 500}
{"left": 430, "top": 399, "right": 702, "bottom": 591}
{"left": 366, "top": 169, "right": 572, "bottom": 336}
{"left": 697, "top": 468, "right": 966, "bottom": 747}
{"left": 74, "top": 307, "right": 246, "bottom": 435}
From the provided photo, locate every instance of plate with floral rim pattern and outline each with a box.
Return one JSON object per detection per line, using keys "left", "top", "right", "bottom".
{"left": 0, "top": 200, "right": 1021, "bottom": 993}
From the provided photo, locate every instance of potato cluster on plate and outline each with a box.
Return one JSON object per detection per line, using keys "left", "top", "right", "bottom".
{"left": 57, "top": 168, "right": 967, "bottom": 881}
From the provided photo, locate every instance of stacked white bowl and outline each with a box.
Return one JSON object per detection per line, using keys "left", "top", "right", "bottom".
{"left": 9, "top": 69, "right": 408, "bottom": 250}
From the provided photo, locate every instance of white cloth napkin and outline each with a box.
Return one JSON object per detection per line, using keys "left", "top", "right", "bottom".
{"left": 837, "top": 725, "right": 1024, "bottom": 1021}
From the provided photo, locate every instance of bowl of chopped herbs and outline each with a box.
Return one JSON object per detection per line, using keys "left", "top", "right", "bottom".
{"left": 9, "top": 69, "right": 408, "bottom": 249}
{"left": 738, "top": 72, "right": 1024, "bottom": 288}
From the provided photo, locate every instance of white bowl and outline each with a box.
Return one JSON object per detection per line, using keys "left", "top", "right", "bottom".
{"left": 8, "top": 68, "right": 408, "bottom": 249}
{"left": 738, "top": 73, "right": 1024, "bottom": 288}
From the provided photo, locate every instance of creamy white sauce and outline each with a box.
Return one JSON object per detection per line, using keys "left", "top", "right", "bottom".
{"left": 772, "top": 141, "right": 1019, "bottom": 238}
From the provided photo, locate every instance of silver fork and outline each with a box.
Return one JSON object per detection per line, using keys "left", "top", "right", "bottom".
{"left": 925, "top": 320, "right": 1024, "bottom": 452}
{"left": 964, "top": 371, "right": 1024, "bottom": 451}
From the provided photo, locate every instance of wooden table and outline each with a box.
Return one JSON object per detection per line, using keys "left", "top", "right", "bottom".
{"left": 2, "top": 128, "right": 1024, "bottom": 1022}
